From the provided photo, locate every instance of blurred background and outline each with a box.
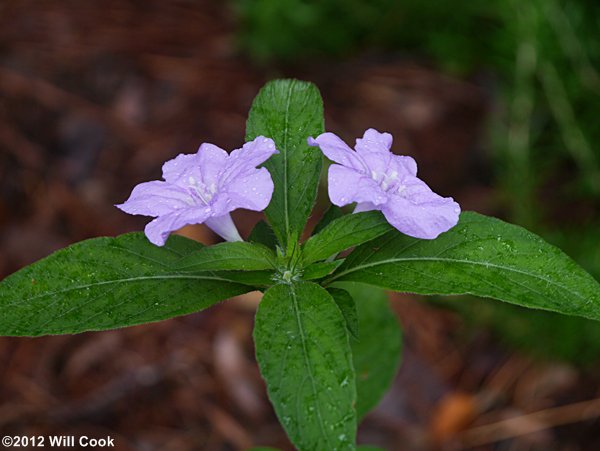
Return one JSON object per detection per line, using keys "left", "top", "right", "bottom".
{"left": 0, "top": 0, "right": 599, "bottom": 449}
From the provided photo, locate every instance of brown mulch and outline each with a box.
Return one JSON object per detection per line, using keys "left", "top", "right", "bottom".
{"left": 1, "top": 1, "right": 599, "bottom": 450}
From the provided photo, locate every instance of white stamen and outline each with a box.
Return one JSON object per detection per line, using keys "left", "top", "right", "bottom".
{"left": 373, "top": 169, "right": 399, "bottom": 192}
{"left": 187, "top": 176, "right": 213, "bottom": 205}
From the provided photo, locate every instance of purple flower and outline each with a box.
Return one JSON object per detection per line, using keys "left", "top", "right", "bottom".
{"left": 308, "top": 128, "right": 460, "bottom": 239}
{"left": 117, "top": 137, "right": 278, "bottom": 246}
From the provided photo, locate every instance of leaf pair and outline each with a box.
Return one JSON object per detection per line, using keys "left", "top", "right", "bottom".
{"left": 246, "top": 81, "right": 403, "bottom": 450}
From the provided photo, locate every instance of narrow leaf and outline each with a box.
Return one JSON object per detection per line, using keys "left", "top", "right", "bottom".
{"left": 246, "top": 79, "right": 325, "bottom": 252}
{"left": 340, "top": 283, "right": 402, "bottom": 419}
{"left": 328, "top": 288, "right": 359, "bottom": 339}
{"left": 302, "top": 260, "right": 343, "bottom": 281}
{"left": 0, "top": 233, "right": 252, "bottom": 336}
{"left": 303, "top": 211, "right": 392, "bottom": 265}
{"left": 313, "top": 205, "right": 344, "bottom": 235}
{"left": 176, "top": 241, "right": 276, "bottom": 271}
{"left": 248, "top": 220, "right": 279, "bottom": 251}
{"left": 212, "top": 270, "right": 275, "bottom": 288}
{"left": 329, "top": 212, "right": 600, "bottom": 321}
{"left": 254, "top": 281, "right": 356, "bottom": 450}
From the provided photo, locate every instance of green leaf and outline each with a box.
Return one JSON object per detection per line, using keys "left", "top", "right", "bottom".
{"left": 313, "top": 205, "right": 344, "bottom": 235}
{"left": 175, "top": 241, "right": 276, "bottom": 271}
{"left": 328, "top": 212, "right": 600, "bottom": 321}
{"left": 302, "top": 260, "right": 343, "bottom": 281}
{"left": 327, "top": 288, "right": 359, "bottom": 339}
{"left": 0, "top": 233, "right": 253, "bottom": 336}
{"left": 248, "top": 220, "right": 279, "bottom": 251}
{"left": 254, "top": 281, "right": 356, "bottom": 450}
{"left": 246, "top": 79, "right": 325, "bottom": 253}
{"left": 303, "top": 211, "right": 392, "bottom": 265}
{"left": 212, "top": 270, "right": 275, "bottom": 288}
{"left": 340, "top": 283, "right": 402, "bottom": 419}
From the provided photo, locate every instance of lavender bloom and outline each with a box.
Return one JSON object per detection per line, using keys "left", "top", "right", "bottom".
{"left": 308, "top": 129, "right": 460, "bottom": 239}
{"left": 117, "top": 137, "right": 278, "bottom": 246}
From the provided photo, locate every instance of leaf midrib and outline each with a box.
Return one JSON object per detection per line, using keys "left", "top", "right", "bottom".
{"left": 327, "top": 256, "right": 590, "bottom": 303}
{"left": 4, "top": 274, "right": 241, "bottom": 306}
{"left": 177, "top": 256, "right": 275, "bottom": 270}
{"left": 282, "top": 80, "right": 295, "bottom": 247}
{"left": 289, "top": 283, "right": 330, "bottom": 448}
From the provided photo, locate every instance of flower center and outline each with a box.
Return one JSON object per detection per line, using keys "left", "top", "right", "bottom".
{"left": 371, "top": 170, "right": 402, "bottom": 192}
{"left": 187, "top": 176, "right": 216, "bottom": 205}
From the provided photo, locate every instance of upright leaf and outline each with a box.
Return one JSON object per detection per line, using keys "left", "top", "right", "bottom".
{"left": 328, "top": 212, "right": 600, "bottom": 321}
{"left": 313, "top": 205, "right": 344, "bottom": 235}
{"left": 254, "top": 281, "right": 356, "bottom": 450}
{"left": 303, "top": 211, "right": 392, "bottom": 265}
{"left": 246, "top": 79, "right": 325, "bottom": 252}
{"left": 248, "top": 220, "right": 279, "bottom": 251}
{"left": 0, "top": 233, "right": 252, "bottom": 336}
{"left": 340, "top": 283, "right": 402, "bottom": 419}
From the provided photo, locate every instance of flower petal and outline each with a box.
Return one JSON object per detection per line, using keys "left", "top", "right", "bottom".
{"left": 222, "top": 136, "right": 278, "bottom": 185}
{"left": 354, "top": 129, "right": 418, "bottom": 179}
{"left": 205, "top": 214, "right": 243, "bottom": 242}
{"left": 358, "top": 149, "right": 393, "bottom": 179}
{"left": 198, "top": 143, "right": 229, "bottom": 186}
{"left": 144, "top": 206, "right": 212, "bottom": 246}
{"left": 381, "top": 177, "right": 460, "bottom": 239}
{"left": 392, "top": 154, "right": 418, "bottom": 177}
{"left": 116, "top": 181, "right": 192, "bottom": 217}
{"left": 328, "top": 164, "right": 388, "bottom": 207}
{"left": 308, "top": 133, "right": 367, "bottom": 171}
{"left": 162, "top": 152, "right": 200, "bottom": 184}
{"left": 353, "top": 202, "right": 378, "bottom": 213}
{"left": 355, "top": 128, "right": 393, "bottom": 154}
{"left": 225, "top": 167, "right": 275, "bottom": 212}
